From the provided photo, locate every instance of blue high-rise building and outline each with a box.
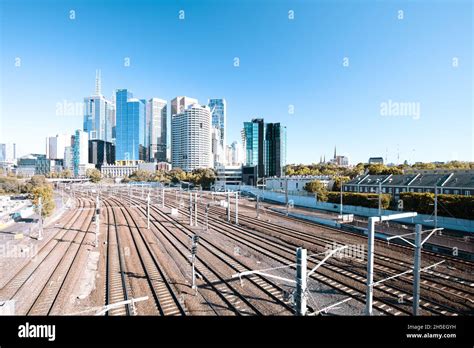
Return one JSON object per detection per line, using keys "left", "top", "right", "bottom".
{"left": 115, "top": 89, "right": 146, "bottom": 161}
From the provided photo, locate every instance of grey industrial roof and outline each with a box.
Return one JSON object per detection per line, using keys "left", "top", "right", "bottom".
{"left": 444, "top": 174, "right": 474, "bottom": 188}
{"left": 382, "top": 174, "right": 418, "bottom": 186}
{"left": 409, "top": 174, "right": 452, "bottom": 187}
{"left": 359, "top": 175, "right": 390, "bottom": 185}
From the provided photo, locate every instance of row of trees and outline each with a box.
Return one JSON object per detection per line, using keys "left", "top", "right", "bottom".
{"left": 0, "top": 175, "right": 55, "bottom": 217}
{"left": 46, "top": 169, "right": 73, "bottom": 179}
{"left": 286, "top": 161, "right": 474, "bottom": 179}
{"left": 303, "top": 177, "right": 351, "bottom": 200}
{"left": 120, "top": 168, "right": 217, "bottom": 190}
{"left": 302, "top": 179, "right": 390, "bottom": 209}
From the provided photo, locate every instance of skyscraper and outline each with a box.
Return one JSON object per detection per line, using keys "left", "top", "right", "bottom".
{"left": 147, "top": 98, "right": 167, "bottom": 162}
{"left": 211, "top": 127, "right": 224, "bottom": 167}
{"left": 0, "top": 143, "right": 16, "bottom": 162}
{"left": 89, "top": 139, "right": 115, "bottom": 169}
{"left": 171, "top": 96, "right": 199, "bottom": 116}
{"left": 226, "top": 141, "right": 244, "bottom": 166}
{"left": 171, "top": 103, "right": 212, "bottom": 172}
{"left": 72, "top": 130, "right": 89, "bottom": 177}
{"left": 115, "top": 89, "right": 146, "bottom": 161}
{"left": 46, "top": 134, "right": 69, "bottom": 160}
{"left": 83, "top": 70, "right": 115, "bottom": 143}
{"left": 208, "top": 98, "right": 226, "bottom": 148}
{"left": 265, "top": 123, "right": 287, "bottom": 177}
{"left": 242, "top": 118, "right": 265, "bottom": 178}
{"left": 242, "top": 119, "right": 286, "bottom": 178}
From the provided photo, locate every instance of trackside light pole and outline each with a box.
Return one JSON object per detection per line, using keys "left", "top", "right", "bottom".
{"left": 189, "top": 191, "right": 193, "bottom": 226}
{"left": 227, "top": 192, "right": 231, "bottom": 222}
{"left": 235, "top": 191, "right": 239, "bottom": 225}
{"left": 147, "top": 192, "right": 150, "bottom": 229}
{"left": 191, "top": 235, "right": 199, "bottom": 292}
{"left": 95, "top": 194, "right": 100, "bottom": 248}
{"left": 256, "top": 194, "right": 260, "bottom": 219}
{"left": 37, "top": 197, "right": 43, "bottom": 241}
{"left": 434, "top": 185, "right": 438, "bottom": 229}
{"left": 194, "top": 192, "right": 198, "bottom": 227}
{"left": 340, "top": 177, "right": 343, "bottom": 216}
{"left": 413, "top": 224, "right": 421, "bottom": 315}
{"left": 295, "top": 247, "right": 307, "bottom": 315}
{"left": 285, "top": 177, "right": 289, "bottom": 216}
{"left": 162, "top": 187, "right": 165, "bottom": 209}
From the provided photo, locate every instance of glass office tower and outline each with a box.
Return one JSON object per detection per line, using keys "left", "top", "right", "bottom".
{"left": 147, "top": 98, "right": 167, "bottom": 162}
{"left": 115, "top": 89, "right": 146, "bottom": 161}
{"left": 208, "top": 98, "right": 226, "bottom": 148}
{"left": 243, "top": 119, "right": 286, "bottom": 178}
{"left": 265, "top": 123, "right": 287, "bottom": 177}
{"left": 243, "top": 118, "right": 265, "bottom": 178}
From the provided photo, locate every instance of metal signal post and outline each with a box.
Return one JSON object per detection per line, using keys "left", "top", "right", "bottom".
{"left": 191, "top": 235, "right": 200, "bottom": 291}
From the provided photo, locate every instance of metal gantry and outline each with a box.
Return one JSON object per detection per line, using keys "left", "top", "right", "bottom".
{"left": 365, "top": 212, "right": 418, "bottom": 315}
{"left": 386, "top": 225, "right": 444, "bottom": 315}
{"left": 232, "top": 245, "right": 347, "bottom": 316}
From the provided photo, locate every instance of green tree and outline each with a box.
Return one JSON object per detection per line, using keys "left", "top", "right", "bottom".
{"left": 86, "top": 168, "right": 102, "bottom": 183}
{"left": 0, "top": 176, "right": 21, "bottom": 194}
{"left": 31, "top": 185, "right": 55, "bottom": 217}
{"left": 190, "top": 168, "right": 216, "bottom": 190}
{"left": 332, "top": 176, "right": 351, "bottom": 192}
{"left": 167, "top": 168, "right": 187, "bottom": 184}
{"left": 127, "top": 169, "right": 152, "bottom": 182}
{"left": 304, "top": 180, "right": 328, "bottom": 201}
{"left": 61, "top": 169, "right": 72, "bottom": 178}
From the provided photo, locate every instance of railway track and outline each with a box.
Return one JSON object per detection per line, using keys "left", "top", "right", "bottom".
{"left": 105, "top": 198, "right": 185, "bottom": 316}
{"left": 103, "top": 199, "right": 133, "bottom": 316}
{"left": 123, "top": 196, "right": 300, "bottom": 315}
{"left": 202, "top": 194, "right": 473, "bottom": 294}
{"left": 0, "top": 197, "right": 98, "bottom": 315}
{"left": 220, "top": 207, "right": 474, "bottom": 312}
{"left": 108, "top": 197, "right": 261, "bottom": 316}
{"left": 27, "top": 198, "right": 96, "bottom": 315}
{"left": 161, "top": 191, "right": 469, "bottom": 316}
{"left": 235, "top": 193, "right": 474, "bottom": 269}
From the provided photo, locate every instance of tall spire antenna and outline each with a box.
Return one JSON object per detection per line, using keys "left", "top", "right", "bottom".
{"left": 95, "top": 69, "right": 102, "bottom": 95}
{"left": 334, "top": 145, "right": 337, "bottom": 159}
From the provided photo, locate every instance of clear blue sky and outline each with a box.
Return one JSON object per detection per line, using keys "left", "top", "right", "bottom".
{"left": 0, "top": 0, "right": 472, "bottom": 164}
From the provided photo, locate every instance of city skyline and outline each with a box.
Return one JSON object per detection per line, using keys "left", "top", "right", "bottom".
{"left": 1, "top": 0, "right": 472, "bottom": 164}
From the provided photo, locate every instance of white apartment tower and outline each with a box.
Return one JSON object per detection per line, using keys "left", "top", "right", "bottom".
{"left": 171, "top": 103, "right": 212, "bottom": 172}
